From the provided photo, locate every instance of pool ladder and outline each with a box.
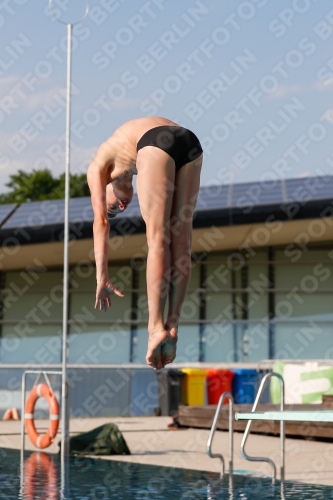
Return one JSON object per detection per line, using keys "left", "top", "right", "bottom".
{"left": 240, "top": 372, "right": 285, "bottom": 481}
{"left": 207, "top": 373, "right": 285, "bottom": 481}
{"left": 206, "top": 392, "right": 234, "bottom": 476}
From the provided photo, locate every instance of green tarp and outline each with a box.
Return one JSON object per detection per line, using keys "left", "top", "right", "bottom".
{"left": 59, "top": 423, "right": 131, "bottom": 456}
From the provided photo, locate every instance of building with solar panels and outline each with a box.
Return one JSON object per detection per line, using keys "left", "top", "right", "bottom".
{"left": 0, "top": 175, "right": 333, "bottom": 371}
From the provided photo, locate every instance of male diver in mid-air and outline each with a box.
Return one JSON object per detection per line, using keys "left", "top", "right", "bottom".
{"left": 87, "top": 117, "right": 203, "bottom": 370}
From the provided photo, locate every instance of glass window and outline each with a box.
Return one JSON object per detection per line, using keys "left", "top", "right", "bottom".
{"left": 1, "top": 271, "right": 63, "bottom": 363}
{"left": 70, "top": 262, "right": 133, "bottom": 294}
{"left": 247, "top": 249, "right": 268, "bottom": 263}
{"left": 5, "top": 271, "right": 62, "bottom": 290}
{"left": 180, "top": 292, "right": 199, "bottom": 322}
{"left": 0, "top": 325, "right": 61, "bottom": 364}
{"left": 68, "top": 324, "right": 131, "bottom": 364}
{"left": 69, "top": 263, "right": 95, "bottom": 289}
{"left": 70, "top": 290, "right": 132, "bottom": 323}
{"left": 275, "top": 264, "right": 333, "bottom": 290}
{"left": 206, "top": 293, "right": 233, "bottom": 321}
{"left": 245, "top": 323, "right": 269, "bottom": 362}
{"left": 246, "top": 265, "right": 269, "bottom": 362}
{"left": 3, "top": 292, "right": 63, "bottom": 321}
{"left": 275, "top": 293, "right": 333, "bottom": 320}
{"left": 108, "top": 264, "right": 133, "bottom": 295}
{"left": 3, "top": 271, "right": 63, "bottom": 321}
{"left": 275, "top": 249, "right": 332, "bottom": 263}
{"left": 248, "top": 294, "right": 268, "bottom": 320}
{"left": 138, "top": 265, "right": 147, "bottom": 290}
{"left": 174, "top": 325, "right": 200, "bottom": 363}
{"left": 206, "top": 254, "right": 232, "bottom": 291}
{"left": 188, "top": 264, "right": 200, "bottom": 289}
{"left": 134, "top": 327, "right": 148, "bottom": 365}
{"left": 204, "top": 323, "right": 235, "bottom": 362}
{"left": 274, "top": 323, "right": 332, "bottom": 360}
{"left": 136, "top": 293, "right": 149, "bottom": 322}
{"left": 247, "top": 262, "right": 269, "bottom": 319}
{"left": 70, "top": 266, "right": 132, "bottom": 322}
{"left": 222, "top": 322, "right": 268, "bottom": 363}
{"left": 274, "top": 247, "right": 333, "bottom": 360}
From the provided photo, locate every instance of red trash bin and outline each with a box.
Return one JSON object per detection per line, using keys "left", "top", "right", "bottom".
{"left": 206, "top": 369, "right": 235, "bottom": 405}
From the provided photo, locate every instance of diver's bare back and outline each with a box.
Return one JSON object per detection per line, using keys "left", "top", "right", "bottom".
{"left": 105, "top": 117, "right": 179, "bottom": 180}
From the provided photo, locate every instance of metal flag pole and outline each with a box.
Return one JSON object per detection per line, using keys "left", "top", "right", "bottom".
{"left": 61, "top": 19, "right": 72, "bottom": 461}
{"left": 48, "top": 1, "right": 89, "bottom": 466}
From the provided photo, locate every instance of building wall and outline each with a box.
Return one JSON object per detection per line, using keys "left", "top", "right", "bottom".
{"left": 1, "top": 243, "right": 333, "bottom": 365}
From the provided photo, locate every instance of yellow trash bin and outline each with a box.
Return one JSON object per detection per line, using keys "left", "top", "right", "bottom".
{"left": 181, "top": 368, "right": 207, "bottom": 406}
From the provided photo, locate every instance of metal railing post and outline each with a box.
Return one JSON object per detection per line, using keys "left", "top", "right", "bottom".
{"left": 207, "top": 392, "right": 234, "bottom": 476}
{"left": 48, "top": 0, "right": 89, "bottom": 461}
{"left": 20, "top": 372, "right": 27, "bottom": 455}
{"left": 19, "top": 371, "right": 27, "bottom": 499}
{"left": 240, "top": 372, "right": 285, "bottom": 480}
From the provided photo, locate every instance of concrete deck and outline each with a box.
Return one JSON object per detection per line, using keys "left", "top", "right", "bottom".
{"left": 1, "top": 416, "right": 333, "bottom": 486}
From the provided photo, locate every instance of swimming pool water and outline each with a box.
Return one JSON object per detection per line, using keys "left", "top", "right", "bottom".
{"left": 1, "top": 448, "right": 333, "bottom": 499}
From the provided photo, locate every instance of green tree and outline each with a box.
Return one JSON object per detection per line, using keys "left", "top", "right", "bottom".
{"left": 59, "top": 172, "right": 91, "bottom": 198}
{"left": 0, "top": 169, "right": 90, "bottom": 204}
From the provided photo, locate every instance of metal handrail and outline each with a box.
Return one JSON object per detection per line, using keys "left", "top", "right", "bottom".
{"left": 207, "top": 392, "right": 234, "bottom": 476}
{"left": 240, "top": 372, "right": 285, "bottom": 481}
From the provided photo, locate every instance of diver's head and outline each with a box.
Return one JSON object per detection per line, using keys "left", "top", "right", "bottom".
{"left": 106, "top": 182, "right": 133, "bottom": 219}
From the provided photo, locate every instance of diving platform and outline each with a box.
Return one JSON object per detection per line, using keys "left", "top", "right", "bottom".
{"left": 236, "top": 410, "right": 333, "bottom": 423}
{"left": 178, "top": 399, "right": 333, "bottom": 439}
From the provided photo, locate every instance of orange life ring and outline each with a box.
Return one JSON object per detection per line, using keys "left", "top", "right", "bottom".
{"left": 24, "top": 383, "right": 59, "bottom": 449}
{"left": 24, "top": 452, "right": 57, "bottom": 500}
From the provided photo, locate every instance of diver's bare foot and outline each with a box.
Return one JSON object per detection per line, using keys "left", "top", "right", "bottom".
{"left": 146, "top": 328, "right": 170, "bottom": 370}
{"left": 161, "top": 326, "right": 178, "bottom": 367}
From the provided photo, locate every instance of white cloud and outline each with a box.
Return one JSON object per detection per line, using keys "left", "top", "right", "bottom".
{"left": 21, "top": 86, "right": 66, "bottom": 112}
{"left": 267, "top": 85, "right": 304, "bottom": 100}
{"left": 0, "top": 142, "right": 97, "bottom": 193}
{"left": 0, "top": 75, "right": 20, "bottom": 91}
{"left": 313, "top": 80, "right": 333, "bottom": 90}
{"left": 296, "top": 171, "right": 311, "bottom": 178}
{"left": 71, "top": 145, "right": 97, "bottom": 175}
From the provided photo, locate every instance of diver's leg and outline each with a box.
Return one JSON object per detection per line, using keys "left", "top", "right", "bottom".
{"left": 162, "top": 154, "right": 202, "bottom": 366}
{"left": 136, "top": 146, "right": 175, "bottom": 370}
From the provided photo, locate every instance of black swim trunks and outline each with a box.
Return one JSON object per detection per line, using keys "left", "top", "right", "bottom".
{"left": 136, "top": 126, "right": 203, "bottom": 172}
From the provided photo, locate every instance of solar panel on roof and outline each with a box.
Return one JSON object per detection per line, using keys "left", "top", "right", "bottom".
{"left": 1, "top": 175, "right": 333, "bottom": 230}
{"left": 195, "top": 184, "right": 229, "bottom": 210}
{"left": 232, "top": 180, "right": 284, "bottom": 208}
{"left": 69, "top": 197, "right": 93, "bottom": 223}
{"left": 116, "top": 185, "right": 231, "bottom": 215}
{"left": 0, "top": 204, "right": 18, "bottom": 227}
{"left": 2, "top": 199, "right": 65, "bottom": 229}
{"left": 285, "top": 176, "right": 333, "bottom": 203}
{"left": 2, "top": 198, "right": 94, "bottom": 228}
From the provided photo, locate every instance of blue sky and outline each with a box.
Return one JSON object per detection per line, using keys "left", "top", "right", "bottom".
{"left": 1, "top": 0, "right": 333, "bottom": 190}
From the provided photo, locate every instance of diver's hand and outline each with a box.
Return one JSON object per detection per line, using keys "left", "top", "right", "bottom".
{"left": 95, "top": 281, "right": 124, "bottom": 311}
